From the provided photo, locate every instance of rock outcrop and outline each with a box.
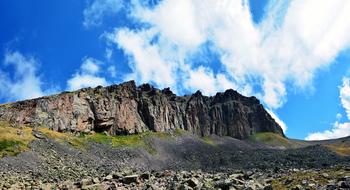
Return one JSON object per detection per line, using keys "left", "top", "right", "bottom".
{"left": 0, "top": 81, "right": 284, "bottom": 139}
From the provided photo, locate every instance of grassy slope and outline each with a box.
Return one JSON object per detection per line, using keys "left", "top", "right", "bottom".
{"left": 0, "top": 122, "right": 35, "bottom": 157}
{"left": 250, "top": 132, "right": 307, "bottom": 149}
{"left": 324, "top": 143, "right": 350, "bottom": 156}
{"left": 251, "top": 132, "right": 350, "bottom": 156}
{"left": 0, "top": 122, "right": 187, "bottom": 158}
{"left": 38, "top": 127, "right": 186, "bottom": 154}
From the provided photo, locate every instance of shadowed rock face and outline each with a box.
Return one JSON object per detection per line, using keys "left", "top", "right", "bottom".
{"left": 0, "top": 81, "right": 284, "bottom": 139}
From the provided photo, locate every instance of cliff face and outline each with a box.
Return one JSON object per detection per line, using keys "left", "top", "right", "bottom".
{"left": 0, "top": 81, "right": 284, "bottom": 139}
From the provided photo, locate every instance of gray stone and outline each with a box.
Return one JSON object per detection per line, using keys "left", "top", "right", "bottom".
{"left": 322, "top": 173, "right": 329, "bottom": 178}
{"left": 338, "top": 180, "right": 350, "bottom": 188}
{"left": 104, "top": 175, "right": 113, "bottom": 181}
{"left": 179, "top": 184, "right": 192, "bottom": 190}
{"left": 80, "top": 178, "right": 92, "bottom": 188}
{"left": 140, "top": 172, "right": 150, "bottom": 180}
{"left": 263, "top": 185, "right": 273, "bottom": 190}
{"left": 186, "top": 178, "right": 200, "bottom": 188}
{"left": 92, "top": 177, "right": 100, "bottom": 184}
{"left": 123, "top": 175, "right": 139, "bottom": 184}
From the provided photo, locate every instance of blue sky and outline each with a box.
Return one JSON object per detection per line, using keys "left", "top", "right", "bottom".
{"left": 1, "top": 0, "right": 350, "bottom": 140}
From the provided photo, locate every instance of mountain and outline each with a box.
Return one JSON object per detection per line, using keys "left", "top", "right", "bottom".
{"left": 0, "top": 80, "right": 283, "bottom": 139}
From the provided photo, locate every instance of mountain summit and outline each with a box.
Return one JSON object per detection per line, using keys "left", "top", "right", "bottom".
{"left": 0, "top": 80, "right": 283, "bottom": 139}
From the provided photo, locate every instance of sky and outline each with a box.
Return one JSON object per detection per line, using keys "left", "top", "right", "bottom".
{"left": 1, "top": 0, "right": 350, "bottom": 140}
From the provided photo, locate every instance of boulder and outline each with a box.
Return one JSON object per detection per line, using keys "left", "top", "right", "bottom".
{"left": 186, "top": 178, "right": 200, "bottom": 188}
{"left": 123, "top": 175, "right": 139, "bottom": 184}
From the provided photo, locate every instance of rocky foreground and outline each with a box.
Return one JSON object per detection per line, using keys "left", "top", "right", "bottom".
{"left": 0, "top": 127, "right": 349, "bottom": 190}
{"left": 1, "top": 167, "right": 350, "bottom": 189}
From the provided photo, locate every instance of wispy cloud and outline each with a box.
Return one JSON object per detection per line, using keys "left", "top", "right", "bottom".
{"left": 67, "top": 57, "right": 108, "bottom": 91}
{"left": 266, "top": 109, "right": 287, "bottom": 133}
{"left": 83, "top": 0, "right": 123, "bottom": 28}
{"left": 305, "top": 77, "right": 350, "bottom": 140}
{"left": 0, "top": 51, "right": 45, "bottom": 101}
{"left": 106, "top": 0, "right": 350, "bottom": 111}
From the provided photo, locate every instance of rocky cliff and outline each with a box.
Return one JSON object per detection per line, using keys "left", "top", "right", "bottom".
{"left": 0, "top": 81, "right": 284, "bottom": 139}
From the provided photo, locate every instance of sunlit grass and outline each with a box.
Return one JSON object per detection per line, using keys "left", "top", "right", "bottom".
{"left": 37, "top": 127, "right": 85, "bottom": 147}
{"left": 250, "top": 132, "right": 305, "bottom": 148}
{"left": 0, "top": 121, "right": 35, "bottom": 157}
{"left": 38, "top": 128, "right": 179, "bottom": 154}
{"left": 84, "top": 131, "right": 174, "bottom": 154}
{"left": 0, "top": 121, "right": 186, "bottom": 157}
{"left": 202, "top": 136, "right": 216, "bottom": 146}
{"left": 325, "top": 144, "right": 350, "bottom": 156}
{"left": 0, "top": 102, "right": 13, "bottom": 108}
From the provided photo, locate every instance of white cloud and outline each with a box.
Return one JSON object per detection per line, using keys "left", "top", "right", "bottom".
{"left": 105, "top": 48, "right": 113, "bottom": 61}
{"left": 266, "top": 109, "right": 287, "bottom": 133}
{"left": 336, "top": 113, "right": 343, "bottom": 120}
{"left": 110, "top": 28, "right": 176, "bottom": 88}
{"left": 67, "top": 57, "right": 108, "bottom": 91}
{"left": 183, "top": 66, "right": 252, "bottom": 96}
{"left": 305, "top": 122, "right": 350, "bottom": 141}
{"left": 67, "top": 75, "right": 108, "bottom": 91}
{"left": 133, "top": 0, "right": 205, "bottom": 49}
{"left": 184, "top": 66, "right": 221, "bottom": 95}
{"left": 107, "top": 0, "right": 350, "bottom": 111}
{"left": 83, "top": 0, "right": 123, "bottom": 28}
{"left": 80, "top": 57, "right": 102, "bottom": 74}
{"left": 340, "top": 77, "right": 350, "bottom": 119}
{"left": 0, "top": 51, "right": 44, "bottom": 101}
{"left": 305, "top": 77, "right": 350, "bottom": 140}
{"left": 107, "top": 65, "right": 117, "bottom": 78}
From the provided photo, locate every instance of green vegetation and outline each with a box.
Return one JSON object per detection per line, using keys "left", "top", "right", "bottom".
{"left": 0, "top": 102, "right": 13, "bottom": 108}
{"left": 325, "top": 144, "right": 350, "bottom": 156}
{"left": 84, "top": 131, "right": 166, "bottom": 147}
{"left": 0, "top": 122, "right": 35, "bottom": 157}
{"left": 38, "top": 128, "right": 181, "bottom": 154}
{"left": 37, "top": 127, "right": 85, "bottom": 147}
{"left": 173, "top": 128, "right": 186, "bottom": 136}
{"left": 201, "top": 136, "right": 216, "bottom": 146}
{"left": 82, "top": 131, "right": 174, "bottom": 154}
{"left": 251, "top": 132, "right": 350, "bottom": 156}
{"left": 250, "top": 132, "right": 305, "bottom": 148}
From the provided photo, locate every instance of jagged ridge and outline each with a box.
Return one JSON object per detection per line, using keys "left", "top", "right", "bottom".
{"left": 0, "top": 81, "right": 284, "bottom": 139}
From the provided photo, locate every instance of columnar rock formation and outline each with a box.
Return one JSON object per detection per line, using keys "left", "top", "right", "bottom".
{"left": 0, "top": 81, "right": 284, "bottom": 139}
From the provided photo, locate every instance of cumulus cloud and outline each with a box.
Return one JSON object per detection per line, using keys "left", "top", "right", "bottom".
{"left": 183, "top": 66, "right": 252, "bottom": 96}
{"left": 110, "top": 28, "right": 176, "bottom": 88}
{"left": 67, "top": 57, "right": 108, "bottom": 91}
{"left": 0, "top": 51, "right": 44, "bottom": 101}
{"left": 106, "top": 0, "right": 350, "bottom": 111}
{"left": 305, "top": 77, "right": 350, "bottom": 140}
{"left": 80, "top": 57, "right": 101, "bottom": 74}
{"left": 83, "top": 0, "right": 123, "bottom": 28}
{"left": 305, "top": 122, "right": 350, "bottom": 141}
